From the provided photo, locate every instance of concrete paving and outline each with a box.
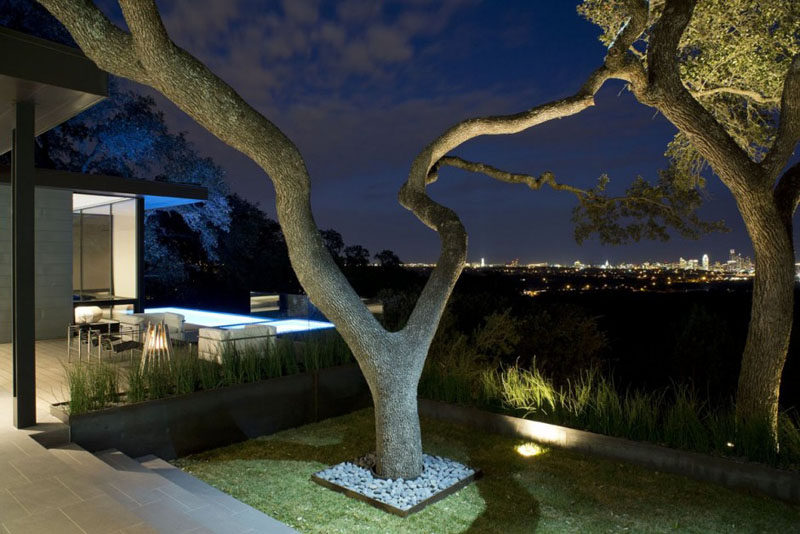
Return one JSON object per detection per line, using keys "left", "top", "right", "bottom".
{"left": 0, "top": 342, "right": 297, "bottom": 533}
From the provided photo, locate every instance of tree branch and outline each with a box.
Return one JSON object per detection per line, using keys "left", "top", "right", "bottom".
{"left": 761, "top": 54, "right": 800, "bottom": 181}
{"left": 690, "top": 87, "right": 781, "bottom": 105}
{"left": 436, "top": 156, "right": 716, "bottom": 231}
{"left": 35, "top": 0, "right": 143, "bottom": 80}
{"left": 642, "top": 0, "right": 763, "bottom": 194}
{"left": 433, "top": 156, "right": 589, "bottom": 198}
{"left": 398, "top": 0, "right": 652, "bottom": 339}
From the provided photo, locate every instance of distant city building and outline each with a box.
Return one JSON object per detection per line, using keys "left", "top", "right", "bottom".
{"left": 725, "top": 249, "right": 754, "bottom": 273}
{"left": 702, "top": 254, "right": 709, "bottom": 270}
{"left": 509, "top": 258, "right": 520, "bottom": 267}
{"left": 480, "top": 257, "right": 485, "bottom": 268}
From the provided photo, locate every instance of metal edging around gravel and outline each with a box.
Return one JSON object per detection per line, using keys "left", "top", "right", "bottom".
{"left": 418, "top": 398, "right": 800, "bottom": 503}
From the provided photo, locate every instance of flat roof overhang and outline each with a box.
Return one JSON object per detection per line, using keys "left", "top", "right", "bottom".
{"left": 0, "top": 166, "right": 208, "bottom": 209}
{"left": 0, "top": 26, "right": 108, "bottom": 155}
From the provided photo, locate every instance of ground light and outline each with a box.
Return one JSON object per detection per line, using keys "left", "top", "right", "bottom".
{"left": 516, "top": 442, "right": 546, "bottom": 457}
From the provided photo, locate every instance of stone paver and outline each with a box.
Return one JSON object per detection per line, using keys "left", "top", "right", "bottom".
{"left": 0, "top": 368, "right": 298, "bottom": 533}
{"left": 0, "top": 338, "right": 298, "bottom": 534}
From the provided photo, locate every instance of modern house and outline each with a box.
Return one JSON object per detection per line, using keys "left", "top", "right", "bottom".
{"left": 0, "top": 27, "right": 206, "bottom": 427}
{"left": 0, "top": 168, "right": 207, "bottom": 341}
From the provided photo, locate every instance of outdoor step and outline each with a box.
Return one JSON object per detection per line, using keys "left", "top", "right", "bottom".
{"left": 137, "top": 454, "right": 298, "bottom": 533}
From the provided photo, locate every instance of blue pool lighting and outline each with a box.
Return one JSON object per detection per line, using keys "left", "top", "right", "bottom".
{"left": 142, "top": 307, "right": 335, "bottom": 334}
{"left": 145, "top": 307, "right": 265, "bottom": 327}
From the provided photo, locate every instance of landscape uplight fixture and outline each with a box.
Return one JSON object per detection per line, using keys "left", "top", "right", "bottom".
{"left": 516, "top": 442, "right": 545, "bottom": 457}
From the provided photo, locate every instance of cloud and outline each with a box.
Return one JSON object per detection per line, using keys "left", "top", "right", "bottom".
{"left": 281, "top": 0, "right": 319, "bottom": 24}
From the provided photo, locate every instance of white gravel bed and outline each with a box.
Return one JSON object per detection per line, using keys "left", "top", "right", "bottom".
{"left": 314, "top": 453, "right": 476, "bottom": 512}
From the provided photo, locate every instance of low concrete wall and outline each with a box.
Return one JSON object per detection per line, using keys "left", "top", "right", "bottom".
{"left": 55, "top": 365, "right": 371, "bottom": 460}
{"left": 419, "top": 399, "right": 800, "bottom": 503}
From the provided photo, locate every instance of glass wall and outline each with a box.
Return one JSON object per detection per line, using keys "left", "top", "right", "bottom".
{"left": 73, "top": 197, "right": 137, "bottom": 303}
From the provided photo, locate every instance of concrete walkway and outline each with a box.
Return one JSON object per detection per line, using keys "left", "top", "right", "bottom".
{"left": 0, "top": 389, "right": 297, "bottom": 532}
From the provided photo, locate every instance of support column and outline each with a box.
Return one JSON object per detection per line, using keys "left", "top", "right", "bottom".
{"left": 12, "top": 101, "right": 36, "bottom": 428}
{"left": 134, "top": 197, "right": 145, "bottom": 313}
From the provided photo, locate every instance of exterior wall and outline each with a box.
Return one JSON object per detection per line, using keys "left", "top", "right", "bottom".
{"left": 0, "top": 185, "right": 73, "bottom": 342}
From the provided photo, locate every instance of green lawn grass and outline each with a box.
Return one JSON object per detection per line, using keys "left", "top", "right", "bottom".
{"left": 175, "top": 409, "right": 800, "bottom": 533}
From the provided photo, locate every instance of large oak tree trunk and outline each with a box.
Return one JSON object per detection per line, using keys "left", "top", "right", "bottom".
{"left": 372, "top": 382, "right": 423, "bottom": 479}
{"left": 358, "top": 342, "right": 427, "bottom": 479}
{"left": 737, "top": 193, "right": 795, "bottom": 439}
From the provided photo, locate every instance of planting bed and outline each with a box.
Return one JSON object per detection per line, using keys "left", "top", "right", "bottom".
{"left": 312, "top": 453, "right": 480, "bottom": 516}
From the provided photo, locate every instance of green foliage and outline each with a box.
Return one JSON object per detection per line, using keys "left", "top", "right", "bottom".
{"left": 778, "top": 412, "right": 800, "bottom": 466}
{"left": 277, "top": 338, "right": 300, "bottom": 375}
{"left": 66, "top": 332, "right": 352, "bottom": 411}
{"left": 579, "top": 0, "right": 800, "bottom": 183}
{"left": 421, "top": 357, "right": 800, "bottom": 467}
{"left": 144, "top": 361, "right": 173, "bottom": 400}
{"left": 421, "top": 310, "right": 523, "bottom": 406}
{"left": 663, "top": 386, "right": 709, "bottom": 452}
{"left": 572, "top": 169, "right": 728, "bottom": 246}
{"left": 499, "top": 365, "right": 558, "bottom": 416}
{"left": 126, "top": 365, "right": 147, "bottom": 404}
{"left": 65, "top": 362, "right": 119, "bottom": 415}
{"left": 301, "top": 331, "right": 353, "bottom": 372}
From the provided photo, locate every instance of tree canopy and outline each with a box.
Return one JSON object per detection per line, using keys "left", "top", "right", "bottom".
{"left": 579, "top": 0, "right": 800, "bottom": 186}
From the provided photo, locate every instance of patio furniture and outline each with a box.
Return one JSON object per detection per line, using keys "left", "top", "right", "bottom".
{"left": 94, "top": 325, "right": 143, "bottom": 362}
{"left": 67, "top": 319, "right": 119, "bottom": 363}
{"left": 198, "top": 324, "right": 277, "bottom": 364}
{"left": 118, "top": 311, "right": 186, "bottom": 341}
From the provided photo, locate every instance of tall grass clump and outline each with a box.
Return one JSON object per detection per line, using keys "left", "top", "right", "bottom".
{"left": 143, "top": 360, "right": 173, "bottom": 400}
{"left": 587, "top": 377, "right": 626, "bottom": 437}
{"left": 65, "top": 362, "right": 118, "bottom": 414}
{"left": 622, "top": 389, "right": 665, "bottom": 441}
{"left": 66, "top": 363, "right": 90, "bottom": 415}
{"left": 420, "top": 357, "right": 800, "bottom": 467}
{"left": 220, "top": 338, "right": 287, "bottom": 385}
{"left": 778, "top": 412, "right": 800, "bottom": 468}
{"left": 88, "top": 362, "right": 118, "bottom": 408}
{"left": 559, "top": 369, "right": 598, "bottom": 424}
{"left": 277, "top": 338, "right": 299, "bottom": 375}
{"left": 173, "top": 347, "right": 200, "bottom": 395}
{"left": 663, "top": 386, "right": 709, "bottom": 452}
{"left": 126, "top": 365, "right": 147, "bottom": 403}
{"left": 301, "top": 331, "right": 353, "bottom": 372}
{"left": 499, "top": 365, "right": 557, "bottom": 417}
{"left": 220, "top": 343, "right": 241, "bottom": 386}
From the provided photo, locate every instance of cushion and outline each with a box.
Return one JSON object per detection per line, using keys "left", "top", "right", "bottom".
{"left": 74, "top": 306, "right": 103, "bottom": 323}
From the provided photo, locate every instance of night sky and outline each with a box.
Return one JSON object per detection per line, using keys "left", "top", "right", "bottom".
{"left": 99, "top": 0, "right": 799, "bottom": 265}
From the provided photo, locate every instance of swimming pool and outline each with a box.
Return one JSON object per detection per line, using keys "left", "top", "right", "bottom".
{"left": 143, "top": 307, "right": 335, "bottom": 334}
